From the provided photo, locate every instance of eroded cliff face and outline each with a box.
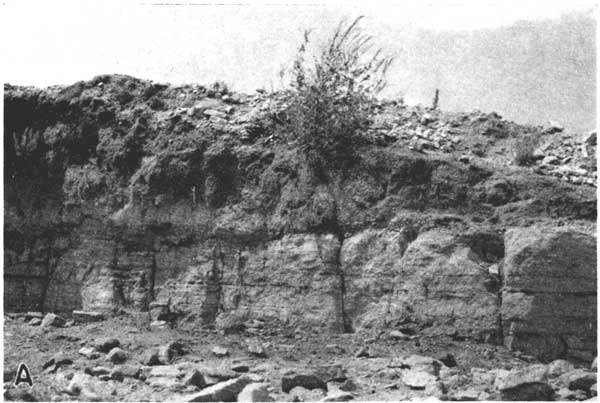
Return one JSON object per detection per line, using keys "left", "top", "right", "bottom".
{"left": 3, "top": 75, "right": 596, "bottom": 362}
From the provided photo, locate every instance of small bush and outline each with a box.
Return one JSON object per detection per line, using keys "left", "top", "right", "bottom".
{"left": 207, "top": 81, "right": 229, "bottom": 98}
{"left": 513, "top": 134, "right": 541, "bottom": 166}
{"left": 284, "top": 17, "right": 394, "bottom": 173}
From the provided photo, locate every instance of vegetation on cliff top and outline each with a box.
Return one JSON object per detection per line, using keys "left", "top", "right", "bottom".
{"left": 283, "top": 16, "right": 394, "bottom": 174}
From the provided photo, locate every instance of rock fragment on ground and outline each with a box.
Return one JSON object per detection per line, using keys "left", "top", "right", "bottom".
{"left": 92, "top": 337, "right": 120, "bottom": 353}
{"left": 185, "top": 375, "right": 252, "bottom": 402}
{"left": 72, "top": 310, "right": 105, "bottom": 323}
{"left": 237, "top": 382, "right": 273, "bottom": 402}
{"left": 79, "top": 346, "right": 100, "bottom": 359}
{"left": 41, "top": 313, "right": 66, "bottom": 327}
{"left": 106, "top": 347, "right": 128, "bottom": 364}
{"left": 282, "top": 373, "right": 328, "bottom": 393}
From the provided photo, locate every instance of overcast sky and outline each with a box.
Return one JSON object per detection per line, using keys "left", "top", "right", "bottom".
{"left": 2, "top": 0, "right": 597, "bottom": 131}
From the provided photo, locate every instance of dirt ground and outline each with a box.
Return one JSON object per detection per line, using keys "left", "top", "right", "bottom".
{"left": 2, "top": 313, "right": 570, "bottom": 402}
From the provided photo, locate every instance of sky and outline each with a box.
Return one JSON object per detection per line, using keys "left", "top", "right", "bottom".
{"left": 1, "top": 0, "right": 597, "bottom": 131}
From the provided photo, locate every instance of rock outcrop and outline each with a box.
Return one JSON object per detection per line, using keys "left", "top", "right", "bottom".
{"left": 501, "top": 226, "right": 597, "bottom": 362}
{"left": 3, "top": 75, "right": 596, "bottom": 364}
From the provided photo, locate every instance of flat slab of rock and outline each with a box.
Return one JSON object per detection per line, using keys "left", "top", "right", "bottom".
{"left": 84, "top": 366, "right": 110, "bottom": 376}
{"left": 145, "top": 364, "right": 207, "bottom": 391}
{"left": 212, "top": 346, "right": 229, "bottom": 357}
{"left": 72, "top": 311, "right": 105, "bottom": 323}
{"left": 186, "top": 376, "right": 252, "bottom": 402}
{"left": 494, "top": 364, "right": 548, "bottom": 390}
{"left": 450, "top": 388, "right": 484, "bottom": 401}
{"left": 320, "top": 391, "right": 355, "bottom": 402}
{"left": 500, "top": 382, "right": 555, "bottom": 401}
{"left": 112, "top": 365, "right": 142, "bottom": 379}
{"left": 282, "top": 373, "right": 327, "bottom": 393}
{"left": 398, "top": 355, "right": 444, "bottom": 376}
{"left": 389, "top": 330, "right": 411, "bottom": 340}
{"left": 78, "top": 346, "right": 100, "bottom": 359}
{"left": 402, "top": 369, "right": 437, "bottom": 390}
{"left": 195, "top": 365, "right": 240, "bottom": 383}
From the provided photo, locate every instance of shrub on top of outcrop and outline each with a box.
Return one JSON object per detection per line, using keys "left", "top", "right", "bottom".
{"left": 207, "top": 81, "right": 229, "bottom": 98}
{"left": 513, "top": 133, "right": 541, "bottom": 166}
{"left": 283, "top": 16, "right": 394, "bottom": 174}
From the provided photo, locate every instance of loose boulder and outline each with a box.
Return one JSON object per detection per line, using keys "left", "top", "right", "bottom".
{"left": 140, "top": 348, "right": 161, "bottom": 366}
{"left": 106, "top": 347, "right": 128, "bottom": 364}
{"left": 282, "top": 373, "right": 328, "bottom": 393}
{"left": 41, "top": 313, "right": 66, "bottom": 327}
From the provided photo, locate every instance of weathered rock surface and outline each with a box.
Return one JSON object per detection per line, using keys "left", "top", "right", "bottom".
{"left": 78, "top": 346, "right": 100, "bottom": 359}
{"left": 344, "top": 229, "right": 503, "bottom": 339}
{"left": 501, "top": 227, "right": 597, "bottom": 362}
{"left": 3, "top": 77, "right": 596, "bottom": 393}
{"left": 72, "top": 310, "right": 105, "bottom": 323}
{"left": 559, "top": 369, "right": 597, "bottom": 392}
{"left": 282, "top": 373, "right": 328, "bottom": 393}
{"left": 186, "top": 376, "right": 252, "bottom": 402}
{"left": 320, "top": 391, "right": 355, "bottom": 401}
{"left": 92, "top": 338, "right": 120, "bottom": 353}
{"left": 493, "top": 364, "right": 549, "bottom": 390}
{"left": 212, "top": 346, "right": 229, "bottom": 357}
{"left": 42, "top": 353, "right": 73, "bottom": 373}
{"left": 41, "top": 313, "right": 66, "bottom": 327}
{"left": 237, "top": 383, "right": 273, "bottom": 402}
{"left": 106, "top": 347, "right": 128, "bottom": 364}
{"left": 402, "top": 370, "right": 437, "bottom": 390}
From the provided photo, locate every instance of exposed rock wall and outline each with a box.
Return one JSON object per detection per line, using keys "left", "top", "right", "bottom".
{"left": 3, "top": 76, "right": 596, "bottom": 362}
{"left": 501, "top": 227, "right": 597, "bottom": 362}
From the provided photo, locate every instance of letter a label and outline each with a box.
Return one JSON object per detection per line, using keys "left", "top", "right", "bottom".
{"left": 14, "top": 363, "right": 33, "bottom": 387}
